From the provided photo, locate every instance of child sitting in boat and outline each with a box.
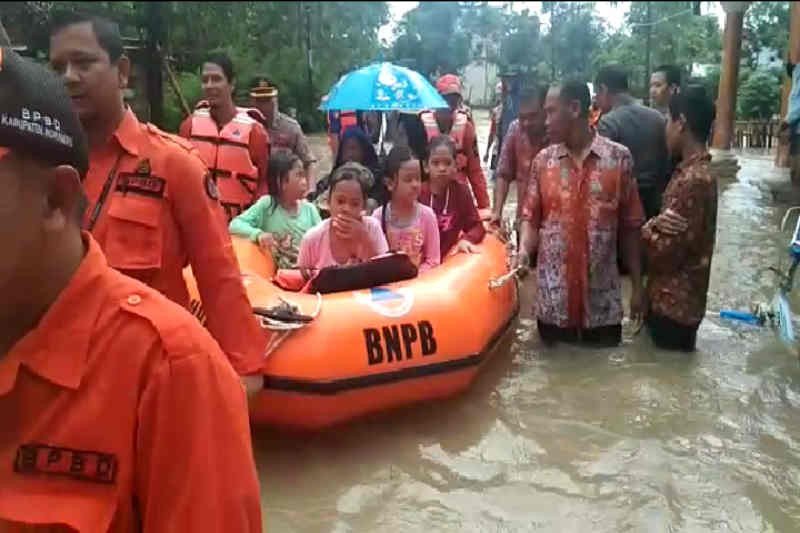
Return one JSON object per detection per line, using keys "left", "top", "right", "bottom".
{"left": 311, "top": 127, "right": 388, "bottom": 214}
{"left": 372, "top": 146, "right": 441, "bottom": 273}
{"left": 297, "top": 162, "right": 389, "bottom": 271}
{"left": 419, "top": 135, "right": 486, "bottom": 257}
{"left": 229, "top": 152, "right": 321, "bottom": 269}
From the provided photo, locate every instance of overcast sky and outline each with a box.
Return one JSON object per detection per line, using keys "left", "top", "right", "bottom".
{"left": 379, "top": 1, "right": 726, "bottom": 44}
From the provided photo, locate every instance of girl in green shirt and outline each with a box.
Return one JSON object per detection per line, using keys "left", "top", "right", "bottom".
{"left": 230, "top": 152, "right": 321, "bottom": 268}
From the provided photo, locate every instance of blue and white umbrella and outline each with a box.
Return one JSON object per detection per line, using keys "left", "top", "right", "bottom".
{"left": 321, "top": 62, "right": 448, "bottom": 112}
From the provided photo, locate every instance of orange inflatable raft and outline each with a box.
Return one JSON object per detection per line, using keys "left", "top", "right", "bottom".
{"left": 185, "top": 233, "right": 519, "bottom": 430}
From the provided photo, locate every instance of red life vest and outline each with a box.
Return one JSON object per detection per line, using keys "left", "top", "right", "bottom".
{"left": 339, "top": 111, "right": 359, "bottom": 138}
{"left": 189, "top": 107, "right": 260, "bottom": 220}
{"left": 420, "top": 110, "right": 469, "bottom": 171}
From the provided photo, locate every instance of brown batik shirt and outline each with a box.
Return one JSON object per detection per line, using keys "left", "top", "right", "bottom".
{"left": 642, "top": 152, "right": 718, "bottom": 327}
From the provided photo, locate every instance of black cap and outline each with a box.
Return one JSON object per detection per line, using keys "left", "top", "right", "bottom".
{"left": 0, "top": 48, "right": 88, "bottom": 176}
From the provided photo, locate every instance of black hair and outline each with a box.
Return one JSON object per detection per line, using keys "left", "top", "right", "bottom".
{"left": 653, "top": 64, "right": 681, "bottom": 87}
{"left": 334, "top": 127, "right": 379, "bottom": 171}
{"left": 266, "top": 151, "right": 303, "bottom": 214}
{"left": 50, "top": 12, "right": 124, "bottom": 62}
{"left": 384, "top": 145, "right": 418, "bottom": 182}
{"left": 427, "top": 134, "right": 457, "bottom": 160}
{"left": 668, "top": 84, "right": 715, "bottom": 144}
{"left": 380, "top": 145, "right": 420, "bottom": 235}
{"left": 595, "top": 65, "right": 629, "bottom": 94}
{"left": 519, "top": 85, "right": 548, "bottom": 107}
{"left": 329, "top": 162, "right": 373, "bottom": 201}
{"left": 554, "top": 79, "right": 591, "bottom": 119}
{"left": 204, "top": 53, "right": 235, "bottom": 84}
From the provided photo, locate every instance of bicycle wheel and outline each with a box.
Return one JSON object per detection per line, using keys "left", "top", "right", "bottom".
{"left": 772, "top": 291, "right": 798, "bottom": 357}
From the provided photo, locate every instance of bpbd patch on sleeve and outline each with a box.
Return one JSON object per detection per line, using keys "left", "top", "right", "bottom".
{"left": 14, "top": 443, "right": 118, "bottom": 484}
{"left": 116, "top": 174, "right": 166, "bottom": 198}
{"left": 116, "top": 158, "right": 165, "bottom": 198}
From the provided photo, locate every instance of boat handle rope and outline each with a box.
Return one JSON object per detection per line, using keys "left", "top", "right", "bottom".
{"left": 260, "top": 293, "right": 323, "bottom": 359}
{"left": 489, "top": 267, "right": 523, "bottom": 290}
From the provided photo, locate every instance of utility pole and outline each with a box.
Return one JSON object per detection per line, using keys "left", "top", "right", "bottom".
{"left": 644, "top": 1, "right": 652, "bottom": 103}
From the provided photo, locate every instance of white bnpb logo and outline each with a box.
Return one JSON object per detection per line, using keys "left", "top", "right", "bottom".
{"left": 354, "top": 287, "right": 414, "bottom": 318}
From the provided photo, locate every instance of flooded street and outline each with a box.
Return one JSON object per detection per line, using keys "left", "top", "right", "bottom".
{"left": 257, "top": 111, "right": 800, "bottom": 532}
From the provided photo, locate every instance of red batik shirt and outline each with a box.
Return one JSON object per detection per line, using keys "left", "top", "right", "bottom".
{"left": 496, "top": 119, "right": 548, "bottom": 219}
{"left": 521, "top": 134, "right": 645, "bottom": 329}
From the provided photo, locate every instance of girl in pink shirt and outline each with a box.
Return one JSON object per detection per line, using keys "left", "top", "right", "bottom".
{"left": 297, "top": 162, "right": 388, "bottom": 271}
{"left": 372, "top": 146, "right": 440, "bottom": 272}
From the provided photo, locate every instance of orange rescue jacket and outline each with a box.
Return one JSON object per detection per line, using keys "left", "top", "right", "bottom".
{"left": 189, "top": 107, "right": 260, "bottom": 219}
{"left": 420, "top": 110, "right": 469, "bottom": 171}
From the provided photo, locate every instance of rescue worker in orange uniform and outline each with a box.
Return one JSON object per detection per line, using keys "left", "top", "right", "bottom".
{"left": 0, "top": 46, "right": 261, "bottom": 533}
{"left": 420, "top": 74, "right": 490, "bottom": 210}
{"left": 179, "top": 54, "right": 270, "bottom": 221}
{"left": 49, "top": 15, "right": 266, "bottom": 381}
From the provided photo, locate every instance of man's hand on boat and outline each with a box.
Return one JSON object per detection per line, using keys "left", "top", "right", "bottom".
{"left": 513, "top": 251, "right": 532, "bottom": 279}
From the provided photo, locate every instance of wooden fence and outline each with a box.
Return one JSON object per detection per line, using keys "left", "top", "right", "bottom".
{"left": 733, "top": 120, "right": 781, "bottom": 149}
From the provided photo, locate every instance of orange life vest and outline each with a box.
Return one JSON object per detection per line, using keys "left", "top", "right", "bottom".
{"left": 420, "top": 110, "right": 469, "bottom": 171}
{"left": 339, "top": 111, "right": 359, "bottom": 138}
{"left": 189, "top": 107, "right": 260, "bottom": 220}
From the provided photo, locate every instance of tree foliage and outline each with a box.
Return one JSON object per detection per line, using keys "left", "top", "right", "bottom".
{"left": 3, "top": 0, "right": 792, "bottom": 130}
{"left": 1, "top": 1, "right": 389, "bottom": 132}
{"left": 595, "top": 2, "right": 721, "bottom": 98}
{"left": 390, "top": 2, "right": 470, "bottom": 77}
{"left": 737, "top": 68, "right": 783, "bottom": 120}
{"left": 542, "top": 2, "right": 604, "bottom": 83}
{"left": 742, "top": 1, "right": 789, "bottom": 69}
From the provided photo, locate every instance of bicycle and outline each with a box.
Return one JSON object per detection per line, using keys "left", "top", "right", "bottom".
{"left": 719, "top": 206, "right": 800, "bottom": 358}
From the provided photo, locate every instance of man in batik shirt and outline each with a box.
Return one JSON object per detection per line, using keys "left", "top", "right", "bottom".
{"left": 517, "top": 80, "right": 645, "bottom": 347}
{"left": 643, "top": 85, "right": 717, "bottom": 352}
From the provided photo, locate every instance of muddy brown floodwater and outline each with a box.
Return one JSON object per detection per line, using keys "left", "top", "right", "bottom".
{"left": 256, "top": 110, "right": 800, "bottom": 532}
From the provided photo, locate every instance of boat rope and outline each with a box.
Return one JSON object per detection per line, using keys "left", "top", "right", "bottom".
{"left": 259, "top": 293, "right": 323, "bottom": 359}
{"left": 489, "top": 266, "right": 522, "bottom": 290}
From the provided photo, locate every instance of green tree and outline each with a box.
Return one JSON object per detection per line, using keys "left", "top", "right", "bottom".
{"left": 737, "top": 68, "right": 782, "bottom": 119}
{"left": 742, "top": 1, "right": 789, "bottom": 69}
{"left": 542, "top": 2, "right": 604, "bottom": 83}
{"left": 498, "top": 9, "right": 543, "bottom": 77}
{"left": 2, "top": 1, "right": 389, "bottom": 132}
{"left": 596, "top": 2, "right": 721, "bottom": 97}
{"left": 390, "top": 2, "right": 470, "bottom": 77}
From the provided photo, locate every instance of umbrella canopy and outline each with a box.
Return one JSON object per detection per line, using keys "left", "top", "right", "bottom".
{"left": 321, "top": 62, "right": 448, "bottom": 112}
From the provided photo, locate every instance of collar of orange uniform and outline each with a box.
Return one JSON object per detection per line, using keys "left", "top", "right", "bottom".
{"left": 0, "top": 233, "right": 108, "bottom": 394}
{"left": 110, "top": 108, "right": 142, "bottom": 158}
